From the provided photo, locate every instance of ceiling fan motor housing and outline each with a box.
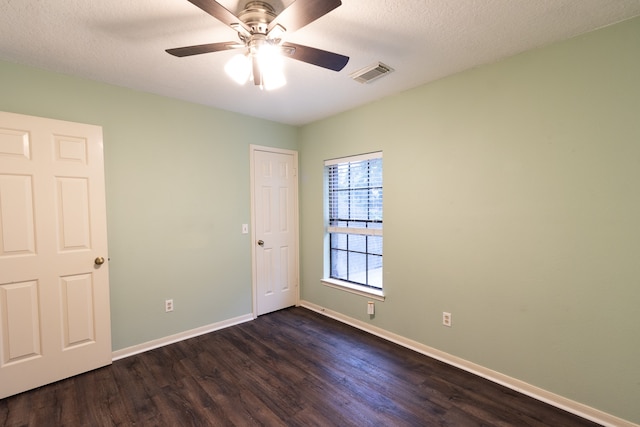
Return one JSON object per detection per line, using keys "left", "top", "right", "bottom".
{"left": 239, "top": 1, "right": 277, "bottom": 34}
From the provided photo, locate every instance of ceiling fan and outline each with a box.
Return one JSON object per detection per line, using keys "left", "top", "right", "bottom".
{"left": 166, "top": 0, "right": 349, "bottom": 89}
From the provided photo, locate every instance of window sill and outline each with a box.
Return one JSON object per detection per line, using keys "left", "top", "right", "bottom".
{"left": 321, "top": 278, "right": 385, "bottom": 301}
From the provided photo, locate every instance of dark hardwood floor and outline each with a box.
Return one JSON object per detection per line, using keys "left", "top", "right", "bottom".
{"left": 1, "top": 307, "right": 601, "bottom": 426}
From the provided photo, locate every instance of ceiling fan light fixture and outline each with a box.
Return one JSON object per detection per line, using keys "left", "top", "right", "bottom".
{"left": 253, "top": 42, "right": 286, "bottom": 90}
{"left": 225, "top": 53, "right": 251, "bottom": 85}
{"left": 224, "top": 48, "right": 286, "bottom": 90}
{"left": 261, "top": 66, "right": 286, "bottom": 91}
{"left": 256, "top": 43, "right": 283, "bottom": 71}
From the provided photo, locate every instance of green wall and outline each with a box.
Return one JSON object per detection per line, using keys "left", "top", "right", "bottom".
{"left": 298, "top": 17, "right": 640, "bottom": 424}
{"left": 0, "top": 60, "right": 298, "bottom": 350}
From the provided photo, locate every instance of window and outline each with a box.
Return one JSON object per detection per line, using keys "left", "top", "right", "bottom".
{"left": 324, "top": 152, "right": 383, "bottom": 295}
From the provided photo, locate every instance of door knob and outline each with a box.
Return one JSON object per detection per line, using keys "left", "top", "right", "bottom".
{"left": 94, "top": 256, "right": 105, "bottom": 265}
{"left": 257, "top": 240, "right": 264, "bottom": 247}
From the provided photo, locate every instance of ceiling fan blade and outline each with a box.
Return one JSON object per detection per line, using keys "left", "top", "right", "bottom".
{"left": 186, "top": 0, "right": 251, "bottom": 33}
{"left": 282, "top": 42, "right": 349, "bottom": 71}
{"left": 268, "top": 0, "right": 342, "bottom": 34}
{"left": 166, "top": 41, "right": 239, "bottom": 57}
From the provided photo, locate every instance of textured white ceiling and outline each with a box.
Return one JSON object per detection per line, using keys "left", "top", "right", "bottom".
{"left": 1, "top": 0, "right": 639, "bottom": 125}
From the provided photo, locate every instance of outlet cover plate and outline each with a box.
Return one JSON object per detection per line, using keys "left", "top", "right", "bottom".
{"left": 443, "top": 312, "right": 452, "bottom": 327}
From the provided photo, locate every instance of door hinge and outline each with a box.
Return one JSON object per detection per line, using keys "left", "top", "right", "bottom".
{"left": 293, "top": 168, "right": 297, "bottom": 177}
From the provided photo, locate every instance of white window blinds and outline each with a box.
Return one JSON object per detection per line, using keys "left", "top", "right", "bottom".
{"left": 326, "top": 152, "right": 383, "bottom": 236}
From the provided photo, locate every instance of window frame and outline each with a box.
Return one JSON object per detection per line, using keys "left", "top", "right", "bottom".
{"left": 321, "top": 152, "right": 384, "bottom": 301}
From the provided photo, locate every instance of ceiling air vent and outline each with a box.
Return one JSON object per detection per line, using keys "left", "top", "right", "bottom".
{"left": 350, "top": 62, "right": 394, "bottom": 84}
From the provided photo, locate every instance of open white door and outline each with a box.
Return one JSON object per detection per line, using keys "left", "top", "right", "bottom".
{"left": 0, "top": 111, "right": 111, "bottom": 398}
{"left": 251, "top": 145, "right": 299, "bottom": 316}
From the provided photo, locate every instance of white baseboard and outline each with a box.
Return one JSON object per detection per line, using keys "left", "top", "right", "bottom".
{"left": 111, "top": 313, "right": 254, "bottom": 361}
{"left": 300, "top": 300, "right": 637, "bottom": 427}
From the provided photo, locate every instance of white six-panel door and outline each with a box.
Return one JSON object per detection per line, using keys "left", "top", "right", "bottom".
{"left": 252, "top": 147, "right": 298, "bottom": 316}
{"left": 0, "top": 111, "right": 111, "bottom": 399}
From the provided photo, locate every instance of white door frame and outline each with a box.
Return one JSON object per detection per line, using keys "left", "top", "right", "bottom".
{"left": 249, "top": 144, "right": 300, "bottom": 317}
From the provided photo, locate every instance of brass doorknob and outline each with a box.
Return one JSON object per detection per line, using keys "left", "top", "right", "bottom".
{"left": 257, "top": 240, "right": 264, "bottom": 247}
{"left": 94, "top": 257, "right": 105, "bottom": 265}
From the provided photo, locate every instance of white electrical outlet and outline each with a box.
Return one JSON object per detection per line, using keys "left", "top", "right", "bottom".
{"left": 367, "top": 301, "right": 375, "bottom": 315}
{"left": 165, "top": 299, "right": 174, "bottom": 312}
{"left": 442, "top": 312, "right": 452, "bottom": 327}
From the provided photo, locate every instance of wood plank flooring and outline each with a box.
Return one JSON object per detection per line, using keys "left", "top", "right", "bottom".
{"left": 1, "top": 307, "right": 601, "bottom": 426}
